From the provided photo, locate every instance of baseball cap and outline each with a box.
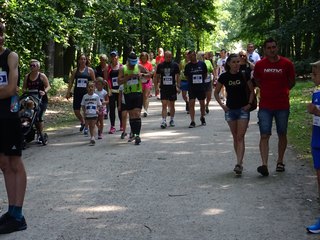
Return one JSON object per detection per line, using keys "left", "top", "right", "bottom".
{"left": 128, "top": 52, "right": 138, "bottom": 65}
{"left": 110, "top": 50, "right": 118, "bottom": 56}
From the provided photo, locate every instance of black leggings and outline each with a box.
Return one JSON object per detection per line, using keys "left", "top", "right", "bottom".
{"left": 109, "top": 93, "right": 122, "bottom": 127}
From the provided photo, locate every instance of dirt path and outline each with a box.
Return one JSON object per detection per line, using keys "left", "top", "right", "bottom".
{"left": 0, "top": 96, "right": 318, "bottom": 240}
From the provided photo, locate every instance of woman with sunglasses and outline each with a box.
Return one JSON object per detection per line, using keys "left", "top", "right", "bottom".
{"left": 22, "top": 59, "right": 51, "bottom": 143}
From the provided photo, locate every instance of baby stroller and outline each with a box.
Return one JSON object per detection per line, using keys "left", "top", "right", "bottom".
{"left": 19, "top": 89, "right": 48, "bottom": 149}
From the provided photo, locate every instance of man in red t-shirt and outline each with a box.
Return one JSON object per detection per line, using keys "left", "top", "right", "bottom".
{"left": 254, "top": 37, "right": 295, "bottom": 176}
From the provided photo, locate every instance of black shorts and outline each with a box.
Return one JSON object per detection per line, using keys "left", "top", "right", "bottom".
{"left": 73, "top": 90, "right": 86, "bottom": 110}
{"left": 160, "top": 89, "right": 177, "bottom": 101}
{"left": 188, "top": 88, "right": 206, "bottom": 100}
{"left": 124, "top": 92, "right": 143, "bottom": 110}
{"left": 0, "top": 118, "right": 23, "bottom": 156}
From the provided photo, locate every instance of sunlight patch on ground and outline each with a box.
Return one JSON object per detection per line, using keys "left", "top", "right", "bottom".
{"left": 202, "top": 208, "right": 225, "bottom": 216}
{"left": 49, "top": 141, "right": 87, "bottom": 146}
{"left": 143, "top": 131, "right": 182, "bottom": 138}
{"left": 76, "top": 205, "right": 127, "bottom": 213}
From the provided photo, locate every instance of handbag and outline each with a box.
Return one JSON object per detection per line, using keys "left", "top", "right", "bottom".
{"left": 241, "top": 71, "right": 257, "bottom": 112}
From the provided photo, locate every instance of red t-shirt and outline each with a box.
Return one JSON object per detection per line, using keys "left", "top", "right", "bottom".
{"left": 155, "top": 56, "right": 164, "bottom": 65}
{"left": 254, "top": 56, "right": 295, "bottom": 110}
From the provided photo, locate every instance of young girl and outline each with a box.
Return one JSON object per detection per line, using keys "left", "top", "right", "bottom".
{"left": 81, "top": 81, "right": 102, "bottom": 145}
{"left": 95, "top": 77, "right": 109, "bottom": 139}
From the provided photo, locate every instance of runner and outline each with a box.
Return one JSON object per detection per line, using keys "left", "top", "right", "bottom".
{"left": 106, "top": 51, "right": 122, "bottom": 134}
{"left": 66, "top": 54, "right": 96, "bottom": 135}
{"left": 184, "top": 50, "right": 208, "bottom": 128}
{"left": 156, "top": 51, "right": 180, "bottom": 128}
{"left": 118, "top": 52, "right": 147, "bottom": 145}
{"left": 139, "top": 52, "right": 154, "bottom": 117}
{"left": 95, "top": 77, "right": 109, "bottom": 139}
{"left": 179, "top": 50, "right": 190, "bottom": 114}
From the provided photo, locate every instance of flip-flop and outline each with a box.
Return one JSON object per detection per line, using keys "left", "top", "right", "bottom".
{"left": 276, "top": 163, "right": 285, "bottom": 172}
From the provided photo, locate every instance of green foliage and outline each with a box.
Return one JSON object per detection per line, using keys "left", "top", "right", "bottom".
{"left": 48, "top": 78, "right": 67, "bottom": 96}
{"left": 288, "top": 80, "right": 315, "bottom": 160}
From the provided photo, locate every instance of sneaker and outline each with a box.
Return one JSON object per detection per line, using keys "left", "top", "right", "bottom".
{"left": 143, "top": 111, "right": 148, "bottom": 117}
{"left": 121, "top": 132, "right": 127, "bottom": 139}
{"left": 233, "top": 164, "right": 243, "bottom": 175}
{"left": 0, "top": 212, "right": 10, "bottom": 225}
{"left": 83, "top": 128, "right": 88, "bottom": 136}
{"left": 257, "top": 165, "right": 269, "bottom": 176}
{"left": 128, "top": 132, "right": 134, "bottom": 142}
{"left": 169, "top": 120, "right": 175, "bottom": 127}
{"left": 134, "top": 136, "right": 141, "bottom": 145}
{"left": 79, "top": 123, "right": 85, "bottom": 132}
{"left": 307, "top": 218, "right": 320, "bottom": 234}
{"left": 205, "top": 106, "right": 209, "bottom": 114}
{"left": 189, "top": 121, "right": 196, "bottom": 128}
{"left": 90, "top": 139, "right": 95, "bottom": 145}
{"left": 0, "top": 215, "right": 27, "bottom": 234}
{"left": 161, "top": 121, "right": 167, "bottom": 129}
{"left": 98, "top": 133, "right": 103, "bottom": 139}
{"left": 200, "top": 116, "right": 206, "bottom": 126}
{"left": 109, "top": 126, "right": 116, "bottom": 134}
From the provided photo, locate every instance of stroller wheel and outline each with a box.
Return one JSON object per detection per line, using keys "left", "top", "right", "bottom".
{"left": 41, "top": 133, "right": 48, "bottom": 145}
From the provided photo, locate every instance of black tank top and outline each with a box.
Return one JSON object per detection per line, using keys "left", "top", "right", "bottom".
{"left": 26, "top": 73, "right": 48, "bottom": 103}
{"left": 0, "top": 48, "right": 19, "bottom": 118}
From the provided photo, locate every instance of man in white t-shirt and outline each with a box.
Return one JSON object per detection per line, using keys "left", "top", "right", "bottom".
{"left": 247, "top": 43, "right": 261, "bottom": 65}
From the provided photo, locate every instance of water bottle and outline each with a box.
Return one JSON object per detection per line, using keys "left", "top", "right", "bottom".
{"left": 10, "top": 94, "right": 20, "bottom": 112}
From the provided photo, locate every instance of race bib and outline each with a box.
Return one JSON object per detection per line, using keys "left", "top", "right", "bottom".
{"left": 163, "top": 76, "right": 173, "bottom": 85}
{"left": 127, "top": 77, "right": 139, "bottom": 86}
{"left": 0, "top": 71, "right": 8, "bottom": 86}
{"left": 77, "top": 78, "right": 88, "bottom": 88}
{"left": 112, "top": 77, "right": 119, "bottom": 87}
{"left": 192, "top": 74, "right": 202, "bottom": 84}
{"left": 86, "top": 104, "right": 97, "bottom": 115}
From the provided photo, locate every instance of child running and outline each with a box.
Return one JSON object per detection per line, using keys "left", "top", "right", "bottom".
{"left": 306, "top": 60, "right": 320, "bottom": 234}
{"left": 81, "top": 81, "right": 102, "bottom": 145}
{"left": 95, "top": 77, "right": 109, "bottom": 139}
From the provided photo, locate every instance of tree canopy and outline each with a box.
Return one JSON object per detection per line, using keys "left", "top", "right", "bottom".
{"left": 1, "top": 0, "right": 319, "bottom": 78}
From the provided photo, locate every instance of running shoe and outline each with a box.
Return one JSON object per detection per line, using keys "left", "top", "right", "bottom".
{"left": 169, "top": 120, "right": 175, "bottom": 127}
{"left": 128, "top": 132, "right": 135, "bottom": 142}
{"left": 307, "top": 218, "right": 320, "bottom": 234}
{"left": 200, "top": 116, "right": 206, "bottom": 126}
{"left": 90, "top": 139, "right": 95, "bottom": 145}
{"left": 189, "top": 121, "right": 196, "bottom": 128}
{"left": 134, "top": 136, "right": 141, "bottom": 145}
{"left": 83, "top": 128, "right": 88, "bottom": 136}
{"left": 161, "top": 121, "right": 167, "bottom": 129}
{"left": 79, "top": 123, "right": 85, "bottom": 132}
{"left": 0, "top": 215, "right": 27, "bottom": 234}
{"left": 257, "top": 165, "right": 269, "bottom": 176}
{"left": 205, "top": 106, "right": 209, "bottom": 114}
{"left": 109, "top": 126, "right": 116, "bottom": 134}
{"left": 0, "top": 212, "right": 10, "bottom": 225}
{"left": 121, "top": 132, "right": 127, "bottom": 139}
{"left": 143, "top": 111, "right": 148, "bottom": 117}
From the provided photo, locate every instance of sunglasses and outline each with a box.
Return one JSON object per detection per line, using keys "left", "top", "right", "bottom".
{"left": 30, "top": 64, "right": 37, "bottom": 67}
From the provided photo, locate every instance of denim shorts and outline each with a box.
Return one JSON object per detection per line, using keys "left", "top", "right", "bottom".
{"left": 312, "top": 148, "right": 320, "bottom": 170}
{"left": 225, "top": 108, "right": 250, "bottom": 122}
{"left": 258, "top": 108, "right": 290, "bottom": 135}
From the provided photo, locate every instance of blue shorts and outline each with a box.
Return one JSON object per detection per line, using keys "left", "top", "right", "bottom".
{"left": 180, "top": 80, "right": 189, "bottom": 91}
{"left": 312, "top": 148, "right": 320, "bottom": 169}
{"left": 258, "top": 108, "right": 289, "bottom": 135}
{"left": 225, "top": 108, "right": 250, "bottom": 122}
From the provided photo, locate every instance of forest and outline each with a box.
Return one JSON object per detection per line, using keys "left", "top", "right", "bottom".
{"left": 1, "top": 0, "right": 319, "bottom": 80}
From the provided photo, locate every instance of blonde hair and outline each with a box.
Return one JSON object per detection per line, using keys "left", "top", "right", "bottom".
{"left": 30, "top": 59, "right": 40, "bottom": 68}
{"left": 96, "top": 77, "right": 104, "bottom": 84}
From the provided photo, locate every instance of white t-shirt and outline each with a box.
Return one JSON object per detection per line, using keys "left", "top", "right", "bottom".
{"left": 248, "top": 51, "right": 261, "bottom": 64}
{"left": 95, "top": 89, "right": 108, "bottom": 104}
{"left": 81, "top": 93, "right": 102, "bottom": 118}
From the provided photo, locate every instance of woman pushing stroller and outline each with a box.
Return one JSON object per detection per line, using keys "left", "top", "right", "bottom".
{"left": 22, "top": 59, "right": 50, "bottom": 143}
